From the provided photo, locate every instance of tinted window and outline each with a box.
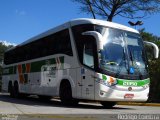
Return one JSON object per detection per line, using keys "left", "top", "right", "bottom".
{"left": 72, "top": 24, "right": 97, "bottom": 69}
{"left": 83, "top": 39, "right": 94, "bottom": 68}
{"left": 4, "top": 29, "right": 73, "bottom": 65}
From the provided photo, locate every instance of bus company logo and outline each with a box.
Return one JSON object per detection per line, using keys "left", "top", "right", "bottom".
{"left": 18, "top": 63, "right": 31, "bottom": 84}
{"left": 123, "top": 81, "right": 137, "bottom": 86}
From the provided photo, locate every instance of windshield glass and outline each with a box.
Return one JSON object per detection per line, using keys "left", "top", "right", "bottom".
{"left": 99, "top": 28, "right": 148, "bottom": 79}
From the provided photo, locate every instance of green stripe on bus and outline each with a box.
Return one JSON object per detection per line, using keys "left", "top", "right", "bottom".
{"left": 31, "top": 60, "right": 46, "bottom": 72}
{"left": 102, "top": 74, "right": 107, "bottom": 81}
{"left": 30, "top": 57, "right": 64, "bottom": 72}
{"left": 22, "top": 64, "right": 26, "bottom": 73}
{"left": 13, "top": 66, "right": 17, "bottom": 74}
{"left": 3, "top": 67, "right": 14, "bottom": 75}
{"left": 117, "top": 79, "right": 150, "bottom": 87}
{"left": 3, "top": 56, "right": 64, "bottom": 74}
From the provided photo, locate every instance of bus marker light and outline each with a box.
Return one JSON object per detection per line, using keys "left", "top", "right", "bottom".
{"left": 124, "top": 94, "right": 134, "bottom": 99}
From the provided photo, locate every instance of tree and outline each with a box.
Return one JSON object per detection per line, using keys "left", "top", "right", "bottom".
{"left": 140, "top": 29, "right": 160, "bottom": 102}
{"left": 72, "top": 0, "right": 160, "bottom": 21}
{"left": 0, "top": 43, "right": 13, "bottom": 91}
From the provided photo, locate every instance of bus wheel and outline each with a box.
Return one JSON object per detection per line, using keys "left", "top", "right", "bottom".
{"left": 100, "top": 101, "right": 116, "bottom": 108}
{"left": 60, "top": 81, "right": 78, "bottom": 105}
{"left": 8, "top": 82, "right": 14, "bottom": 98}
{"left": 13, "top": 82, "right": 19, "bottom": 98}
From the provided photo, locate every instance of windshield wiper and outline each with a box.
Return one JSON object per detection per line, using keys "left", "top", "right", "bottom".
{"left": 129, "top": 48, "right": 134, "bottom": 66}
{"left": 128, "top": 48, "right": 143, "bottom": 79}
{"left": 115, "top": 47, "right": 127, "bottom": 78}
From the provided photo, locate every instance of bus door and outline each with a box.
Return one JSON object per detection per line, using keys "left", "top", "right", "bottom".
{"left": 81, "top": 67, "right": 95, "bottom": 100}
{"left": 77, "top": 38, "right": 96, "bottom": 100}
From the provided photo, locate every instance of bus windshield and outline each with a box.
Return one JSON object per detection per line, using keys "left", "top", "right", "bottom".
{"left": 99, "top": 28, "right": 148, "bottom": 80}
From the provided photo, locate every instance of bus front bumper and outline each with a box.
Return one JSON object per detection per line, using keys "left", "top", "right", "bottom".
{"left": 95, "top": 83, "right": 149, "bottom": 102}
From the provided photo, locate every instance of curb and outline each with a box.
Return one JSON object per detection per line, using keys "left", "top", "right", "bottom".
{"left": 117, "top": 102, "right": 160, "bottom": 107}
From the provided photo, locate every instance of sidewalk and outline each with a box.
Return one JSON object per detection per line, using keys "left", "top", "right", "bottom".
{"left": 117, "top": 102, "right": 160, "bottom": 107}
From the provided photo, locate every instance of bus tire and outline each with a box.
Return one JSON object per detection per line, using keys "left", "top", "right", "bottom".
{"left": 60, "top": 80, "right": 78, "bottom": 105}
{"left": 8, "top": 81, "right": 14, "bottom": 98}
{"left": 100, "top": 101, "right": 116, "bottom": 108}
{"left": 13, "top": 82, "right": 20, "bottom": 98}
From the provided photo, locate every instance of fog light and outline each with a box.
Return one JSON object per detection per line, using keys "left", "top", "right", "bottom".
{"left": 100, "top": 90, "right": 104, "bottom": 96}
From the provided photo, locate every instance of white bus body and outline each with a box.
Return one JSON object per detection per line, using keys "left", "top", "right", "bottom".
{"left": 2, "top": 18, "right": 159, "bottom": 108}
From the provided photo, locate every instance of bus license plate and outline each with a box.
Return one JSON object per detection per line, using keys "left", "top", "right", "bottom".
{"left": 124, "top": 94, "right": 134, "bottom": 99}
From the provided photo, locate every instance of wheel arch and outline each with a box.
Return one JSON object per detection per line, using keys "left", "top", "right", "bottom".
{"left": 14, "top": 80, "right": 19, "bottom": 86}
{"left": 58, "top": 78, "right": 75, "bottom": 97}
{"left": 8, "top": 81, "right": 13, "bottom": 92}
{"left": 59, "top": 79, "right": 71, "bottom": 92}
{"left": 13, "top": 80, "right": 19, "bottom": 90}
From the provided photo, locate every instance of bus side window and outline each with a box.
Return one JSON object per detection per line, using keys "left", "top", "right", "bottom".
{"left": 83, "top": 37, "right": 95, "bottom": 69}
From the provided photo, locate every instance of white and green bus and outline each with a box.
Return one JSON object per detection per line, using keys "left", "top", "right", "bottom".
{"left": 2, "top": 18, "right": 159, "bottom": 108}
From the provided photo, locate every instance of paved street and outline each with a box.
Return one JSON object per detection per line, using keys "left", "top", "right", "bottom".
{"left": 0, "top": 93, "right": 160, "bottom": 120}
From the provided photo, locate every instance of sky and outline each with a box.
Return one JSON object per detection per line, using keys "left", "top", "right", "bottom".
{"left": 0, "top": 0, "right": 160, "bottom": 45}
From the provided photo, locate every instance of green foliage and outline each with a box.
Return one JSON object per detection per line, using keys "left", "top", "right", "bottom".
{"left": 148, "top": 60, "right": 160, "bottom": 102}
{"left": 0, "top": 43, "right": 9, "bottom": 63}
{"left": 0, "top": 43, "right": 13, "bottom": 91}
{"left": 140, "top": 28, "right": 160, "bottom": 43}
{"left": 140, "top": 29, "right": 160, "bottom": 102}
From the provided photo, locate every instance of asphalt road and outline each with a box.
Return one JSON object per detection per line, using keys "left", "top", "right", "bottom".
{"left": 0, "top": 93, "right": 160, "bottom": 120}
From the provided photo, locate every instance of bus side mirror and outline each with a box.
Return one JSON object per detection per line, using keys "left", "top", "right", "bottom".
{"left": 144, "top": 41, "right": 159, "bottom": 59}
{"left": 82, "top": 31, "right": 103, "bottom": 50}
